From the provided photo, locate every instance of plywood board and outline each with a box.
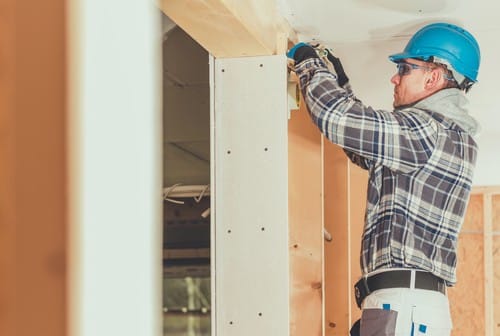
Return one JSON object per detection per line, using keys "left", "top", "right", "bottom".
{"left": 492, "top": 194, "right": 500, "bottom": 335}
{"left": 493, "top": 236, "right": 500, "bottom": 336}
{"left": 449, "top": 233, "right": 485, "bottom": 334}
{"left": 323, "top": 144, "right": 366, "bottom": 335}
{"left": 288, "top": 98, "right": 323, "bottom": 336}
{"left": 462, "top": 194, "right": 484, "bottom": 232}
{"left": 213, "top": 55, "right": 289, "bottom": 336}
{"left": 348, "top": 162, "right": 366, "bottom": 325}
{"left": 324, "top": 144, "right": 350, "bottom": 335}
{"left": 493, "top": 194, "right": 500, "bottom": 232}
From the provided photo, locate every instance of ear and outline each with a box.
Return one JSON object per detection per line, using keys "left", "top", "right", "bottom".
{"left": 424, "top": 69, "right": 444, "bottom": 90}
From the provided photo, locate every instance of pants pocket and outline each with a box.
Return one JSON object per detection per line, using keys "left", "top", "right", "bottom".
{"left": 412, "top": 306, "right": 452, "bottom": 335}
{"left": 360, "top": 308, "right": 397, "bottom": 336}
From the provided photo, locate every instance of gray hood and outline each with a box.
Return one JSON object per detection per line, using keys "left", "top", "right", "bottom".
{"left": 414, "top": 88, "right": 480, "bottom": 136}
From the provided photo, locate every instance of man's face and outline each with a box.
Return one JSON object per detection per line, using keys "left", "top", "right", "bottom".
{"left": 390, "top": 58, "right": 433, "bottom": 108}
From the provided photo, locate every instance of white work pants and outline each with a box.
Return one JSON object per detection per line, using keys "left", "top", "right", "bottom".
{"left": 360, "top": 287, "right": 452, "bottom": 335}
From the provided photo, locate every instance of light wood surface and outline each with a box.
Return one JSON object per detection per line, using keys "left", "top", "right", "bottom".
{"left": 158, "top": 0, "right": 289, "bottom": 57}
{"left": 288, "top": 98, "right": 323, "bottom": 336}
{"left": 0, "top": 1, "right": 67, "bottom": 335}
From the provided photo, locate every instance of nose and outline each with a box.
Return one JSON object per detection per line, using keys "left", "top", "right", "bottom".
{"left": 390, "top": 73, "right": 400, "bottom": 85}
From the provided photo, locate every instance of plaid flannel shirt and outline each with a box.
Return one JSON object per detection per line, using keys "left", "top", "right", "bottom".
{"left": 295, "top": 58, "right": 478, "bottom": 285}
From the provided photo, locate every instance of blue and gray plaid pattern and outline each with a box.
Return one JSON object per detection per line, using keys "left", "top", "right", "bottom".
{"left": 295, "top": 58, "right": 477, "bottom": 285}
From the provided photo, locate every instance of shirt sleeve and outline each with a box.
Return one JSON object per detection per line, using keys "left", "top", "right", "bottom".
{"left": 343, "top": 149, "right": 372, "bottom": 170}
{"left": 295, "top": 58, "right": 438, "bottom": 174}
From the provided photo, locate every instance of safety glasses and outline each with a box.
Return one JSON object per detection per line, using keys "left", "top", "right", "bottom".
{"left": 396, "top": 62, "right": 432, "bottom": 77}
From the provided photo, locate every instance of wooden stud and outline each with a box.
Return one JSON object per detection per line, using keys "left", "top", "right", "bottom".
{"left": 323, "top": 143, "right": 366, "bottom": 335}
{"left": 288, "top": 96, "right": 323, "bottom": 336}
{"left": 158, "top": 0, "right": 290, "bottom": 57}
{"left": 484, "top": 193, "right": 494, "bottom": 336}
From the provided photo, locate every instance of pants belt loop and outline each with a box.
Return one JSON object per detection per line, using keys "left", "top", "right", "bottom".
{"left": 410, "top": 270, "right": 416, "bottom": 290}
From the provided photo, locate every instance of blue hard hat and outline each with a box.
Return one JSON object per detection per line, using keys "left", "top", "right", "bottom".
{"left": 389, "top": 23, "right": 480, "bottom": 82}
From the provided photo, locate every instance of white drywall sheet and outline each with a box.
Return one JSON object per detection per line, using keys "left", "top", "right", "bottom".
{"left": 68, "top": 1, "right": 162, "bottom": 336}
{"left": 213, "top": 55, "right": 289, "bottom": 336}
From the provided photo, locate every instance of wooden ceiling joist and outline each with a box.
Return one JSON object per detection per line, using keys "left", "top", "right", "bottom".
{"left": 158, "top": 0, "right": 289, "bottom": 57}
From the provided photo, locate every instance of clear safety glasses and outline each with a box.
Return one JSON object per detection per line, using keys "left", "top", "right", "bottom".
{"left": 396, "top": 62, "right": 432, "bottom": 77}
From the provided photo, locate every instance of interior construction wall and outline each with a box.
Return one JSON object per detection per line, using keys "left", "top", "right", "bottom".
{"left": 323, "top": 144, "right": 366, "bottom": 335}
{"left": 446, "top": 188, "right": 500, "bottom": 336}
{"left": 494, "top": 194, "right": 500, "bottom": 336}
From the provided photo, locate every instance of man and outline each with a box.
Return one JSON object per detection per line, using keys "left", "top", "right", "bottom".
{"left": 287, "top": 22, "right": 480, "bottom": 336}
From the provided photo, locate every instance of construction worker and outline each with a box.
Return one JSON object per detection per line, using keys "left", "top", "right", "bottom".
{"left": 287, "top": 22, "right": 480, "bottom": 336}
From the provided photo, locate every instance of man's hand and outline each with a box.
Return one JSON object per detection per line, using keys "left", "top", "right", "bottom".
{"left": 287, "top": 42, "right": 350, "bottom": 87}
{"left": 320, "top": 47, "right": 349, "bottom": 87}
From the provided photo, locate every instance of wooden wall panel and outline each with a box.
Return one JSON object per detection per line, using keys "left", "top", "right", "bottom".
{"left": 448, "top": 191, "right": 500, "bottom": 336}
{"left": 288, "top": 101, "right": 323, "bottom": 336}
{"left": 494, "top": 236, "right": 500, "bottom": 336}
{"left": 449, "top": 234, "right": 485, "bottom": 335}
{"left": 462, "top": 194, "right": 484, "bottom": 231}
{"left": 324, "top": 144, "right": 350, "bottom": 335}
{"left": 324, "top": 144, "right": 366, "bottom": 335}
{"left": 348, "top": 163, "right": 365, "bottom": 325}
{"left": 493, "top": 194, "right": 500, "bottom": 232}
{"left": 493, "top": 194, "right": 500, "bottom": 335}
{"left": 449, "top": 194, "right": 485, "bottom": 335}
{"left": 0, "top": 1, "right": 67, "bottom": 336}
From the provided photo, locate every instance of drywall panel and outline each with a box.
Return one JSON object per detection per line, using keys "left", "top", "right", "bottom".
{"left": 288, "top": 103, "right": 323, "bottom": 336}
{"left": 163, "top": 85, "right": 210, "bottom": 143}
{"left": 164, "top": 142, "right": 209, "bottom": 186}
{"left": 163, "top": 27, "right": 209, "bottom": 85}
{"left": 213, "top": 55, "right": 289, "bottom": 336}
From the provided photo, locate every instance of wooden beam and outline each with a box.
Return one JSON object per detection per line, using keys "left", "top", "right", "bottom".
{"left": 324, "top": 144, "right": 366, "bottom": 335}
{"left": 484, "top": 193, "right": 494, "bottom": 336}
{"left": 288, "top": 99, "right": 323, "bottom": 336}
{"left": 0, "top": 0, "right": 67, "bottom": 335}
{"left": 158, "top": 0, "right": 290, "bottom": 57}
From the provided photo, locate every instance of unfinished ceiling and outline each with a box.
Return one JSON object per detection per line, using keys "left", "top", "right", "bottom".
{"left": 163, "top": 26, "right": 210, "bottom": 188}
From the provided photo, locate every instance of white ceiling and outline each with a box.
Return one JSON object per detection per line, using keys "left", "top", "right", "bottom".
{"left": 278, "top": 0, "right": 499, "bottom": 44}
